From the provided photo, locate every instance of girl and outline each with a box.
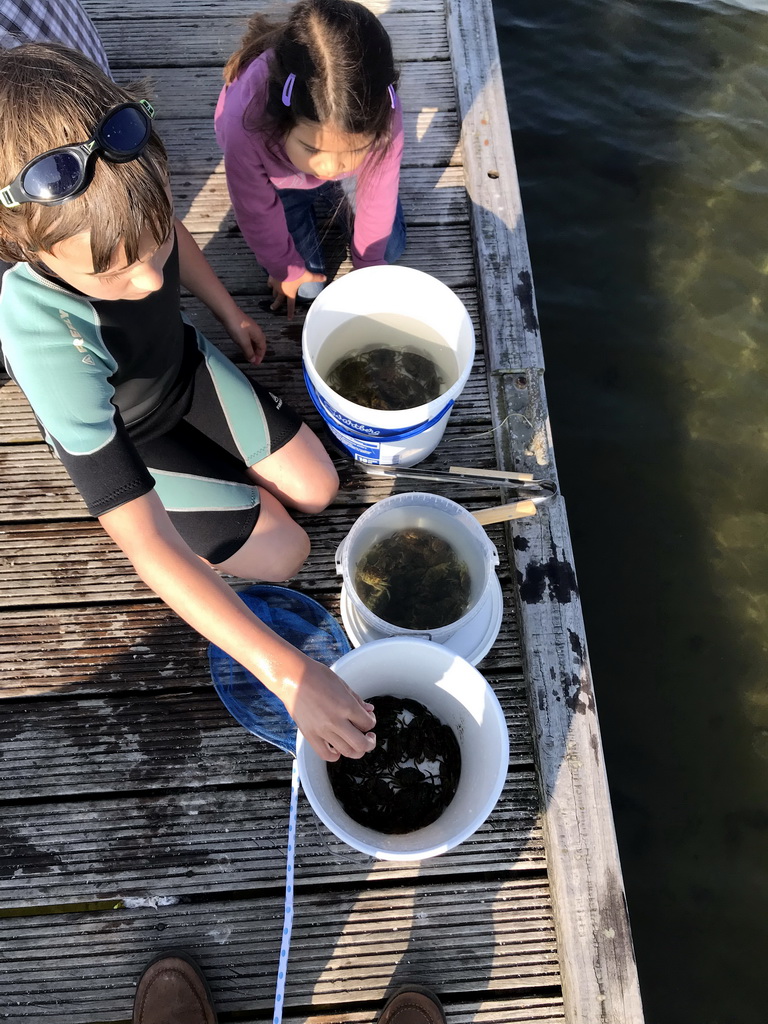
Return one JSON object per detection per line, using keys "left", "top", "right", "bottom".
{"left": 215, "top": 0, "right": 406, "bottom": 320}
{"left": 0, "top": 43, "right": 376, "bottom": 762}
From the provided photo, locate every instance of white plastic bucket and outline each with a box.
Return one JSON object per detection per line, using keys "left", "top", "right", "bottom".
{"left": 296, "top": 638, "right": 509, "bottom": 860}
{"left": 335, "top": 492, "right": 500, "bottom": 644}
{"left": 339, "top": 575, "right": 504, "bottom": 667}
{"left": 302, "top": 266, "right": 475, "bottom": 466}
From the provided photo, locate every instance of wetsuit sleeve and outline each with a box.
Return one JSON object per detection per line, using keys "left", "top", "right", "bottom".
{"left": 0, "top": 268, "right": 155, "bottom": 516}
{"left": 350, "top": 102, "right": 404, "bottom": 269}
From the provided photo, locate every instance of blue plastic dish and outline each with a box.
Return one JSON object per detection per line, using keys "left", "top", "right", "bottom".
{"left": 208, "top": 585, "right": 351, "bottom": 756}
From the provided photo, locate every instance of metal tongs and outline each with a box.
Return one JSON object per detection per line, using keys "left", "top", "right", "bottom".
{"left": 355, "top": 463, "right": 557, "bottom": 524}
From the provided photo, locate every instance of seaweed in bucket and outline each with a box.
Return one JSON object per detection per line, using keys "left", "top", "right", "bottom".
{"left": 326, "top": 346, "right": 442, "bottom": 410}
{"left": 328, "top": 695, "right": 461, "bottom": 834}
{"left": 355, "top": 527, "right": 471, "bottom": 629}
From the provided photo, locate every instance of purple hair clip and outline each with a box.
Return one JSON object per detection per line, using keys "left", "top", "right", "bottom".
{"left": 388, "top": 84, "right": 396, "bottom": 109}
{"left": 282, "top": 73, "right": 296, "bottom": 107}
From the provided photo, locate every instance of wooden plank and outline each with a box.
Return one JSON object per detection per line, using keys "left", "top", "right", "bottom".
{"left": 172, "top": 165, "right": 469, "bottom": 233}
{"left": 0, "top": 602, "right": 212, "bottom": 696}
{"left": 86, "top": 0, "right": 446, "bottom": 17}
{"left": 0, "top": 416, "right": 527, "bottom": 521}
{"left": 0, "top": 993, "right": 565, "bottom": 1024}
{"left": 158, "top": 111, "right": 461, "bottom": 171}
{"left": 98, "top": 13, "right": 447, "bottom": 67}
{"left": 115, "top": 60, "right": 457, "bottom": 117}
{"left": 0, "top": 599, "right": 524, "bottom": 699}
{"left": 0, "top": 502, "right": 524, "bottom": 607}
{"left": 182, "top": 224, "right": 476, "bottom": 295}
{"left": 0, "top": 882, "right": 560, "bottom": 1022}
{"left": 0, "top": 688, "right": 534, "bottom": 798}
{"left": 445, "top": 2, "right": 644, "bottom": 1022}
{"left": 0, "top": 782, "right": 544, "bottom": 906}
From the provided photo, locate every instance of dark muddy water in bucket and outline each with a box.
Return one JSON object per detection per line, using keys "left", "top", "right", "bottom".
{"left": 494, "top": 1, "right": 768, "bottom": 1021}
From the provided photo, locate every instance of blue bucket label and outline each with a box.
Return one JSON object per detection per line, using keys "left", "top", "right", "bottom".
{"left": 304, "top": 365, "right": 453, "bottom": 442}
{"left": 325, "top": 423, "right": 385, "bottom": 463}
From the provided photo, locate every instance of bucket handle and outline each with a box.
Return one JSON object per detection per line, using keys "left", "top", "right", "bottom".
{"left": 335, "top": 537, "right": 346, "bottom": 575}
{"left": 385, "top": 631, "right": 434, "bottom": 642}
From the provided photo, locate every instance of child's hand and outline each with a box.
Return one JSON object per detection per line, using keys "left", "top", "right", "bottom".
{"left": 283, "top": 658, "right": 376, "bottom": 762}
{"left": 268, "top": 270, "right": 326, "bottom": 321}
{"left": 223, "top": 309, "right": 267, "bottom": 365}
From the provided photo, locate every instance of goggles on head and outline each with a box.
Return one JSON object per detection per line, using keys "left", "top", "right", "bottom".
{"left": 0, "top": 100, "right": 155, "bottom": 209}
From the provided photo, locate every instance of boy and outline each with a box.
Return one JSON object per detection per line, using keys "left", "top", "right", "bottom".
{"left": 0, "top": 42, "right": 376, "bottom": 761}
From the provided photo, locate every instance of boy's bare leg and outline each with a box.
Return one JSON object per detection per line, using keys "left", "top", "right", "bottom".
{"left": 212, "top": 424, "right": 338, "bottom": 580}
{"left": 246, "top": 423, "right": 339, "bottom": 514}
{"left": 213, "top": 487, "right": 310, "bottom": 581}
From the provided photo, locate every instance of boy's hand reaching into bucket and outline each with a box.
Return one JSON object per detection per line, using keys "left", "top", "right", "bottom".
{"left": 279, "top": 655, "right": 376, "bottom": 762}
{"left": 269, "top": 270, "right": 326, "bottom": 320}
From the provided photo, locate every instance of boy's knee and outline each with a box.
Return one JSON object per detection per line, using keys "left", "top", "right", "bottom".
{"left": 292, "top": 461, "right": 339, "bottom": 515}
{"left": 214, "top": 518, "right": 311, "bottom": 582}
{"left": 263, "top": 527, "right": 311, "bottom": 582}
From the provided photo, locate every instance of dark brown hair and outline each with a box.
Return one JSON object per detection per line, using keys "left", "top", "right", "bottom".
{"left": 0, "top": 43, "right": 172, "bottom": 271}
{"left": 224, "top": 0, "right": 398, "bottom": 158}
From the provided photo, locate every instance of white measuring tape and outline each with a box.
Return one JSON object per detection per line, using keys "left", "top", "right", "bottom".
{"left": 272, "top": 757, "right": 300, "bottom": 1024}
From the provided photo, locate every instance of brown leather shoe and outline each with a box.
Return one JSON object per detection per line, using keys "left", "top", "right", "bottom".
{"left": 133, "top": 951, "right": 217, "bottom": 1024}
{"left": 377, "top": 986, "right": 447, "bottom": 1024}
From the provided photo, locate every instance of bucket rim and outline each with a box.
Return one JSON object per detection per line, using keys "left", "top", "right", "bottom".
{"left": 339, "top": 573, "right": 504, "bottom": 666}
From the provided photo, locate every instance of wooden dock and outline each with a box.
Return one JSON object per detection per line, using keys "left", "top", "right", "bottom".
{"left": 0, "top": 2, "right": 644, "bottom": 1022}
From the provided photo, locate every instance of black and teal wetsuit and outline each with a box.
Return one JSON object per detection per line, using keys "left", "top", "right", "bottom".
{"left": 0, "top": 236, "right": 300, "bottom": 562}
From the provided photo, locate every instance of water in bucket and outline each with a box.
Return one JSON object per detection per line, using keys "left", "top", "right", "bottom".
{"left": 354, "top": 525, "right": 472, "bottom": 630}
{"left": 316, "top": 312, "right": 459, "bottom": 411}
{"left": 338, "top": 493, "right": 499, "bottom": 645}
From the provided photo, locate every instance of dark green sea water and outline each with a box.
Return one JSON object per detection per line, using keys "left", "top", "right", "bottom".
{"left": 493, "top": 1, "right": 768, "bottom": 1021}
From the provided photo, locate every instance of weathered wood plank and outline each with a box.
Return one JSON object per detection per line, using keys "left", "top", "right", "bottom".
{"left": 158, "top": 111, "right": 461, "bottom": 170}
{"left": 0, "top": 602, "right": 211, "bottom": 696}
{"left": 446, "top": 31, "right": 542, "bottom": 371}
{"left": 0, "top": 506, "right": 521, "bottom": 608}
{"left": 0, "top": 882, "right": 560, "bottom": 1022}
{"left": 172, "top": 165, "right": 469, "bottom": 233}
{"left": 0, "top": 598, "right": 524, "bottom": 698}
{"left": 0, "top": 424, "right": 527, "bottom": 520}
{"left": 0, "top": 989, "right": 565, "bottom": 1024}
{"left": 98, "top": 13, "right": 448, "bottom": 67}
{"left": 445, "top": 2, "right": 644, "bottom": 1022}
{"left": 0, "top": 687, "right": 534, "bottom": 798}
{"left": 116, "top": 60, "right": 457, "bottom": 117}
{"left": 86, "top": 0, "right": 446, "bottom": 17}
{"left": 183, "top": 223, "right": 475, "bottom": 295}
{"left": 0, "top": 783, "right": 544, "bottom": 906}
